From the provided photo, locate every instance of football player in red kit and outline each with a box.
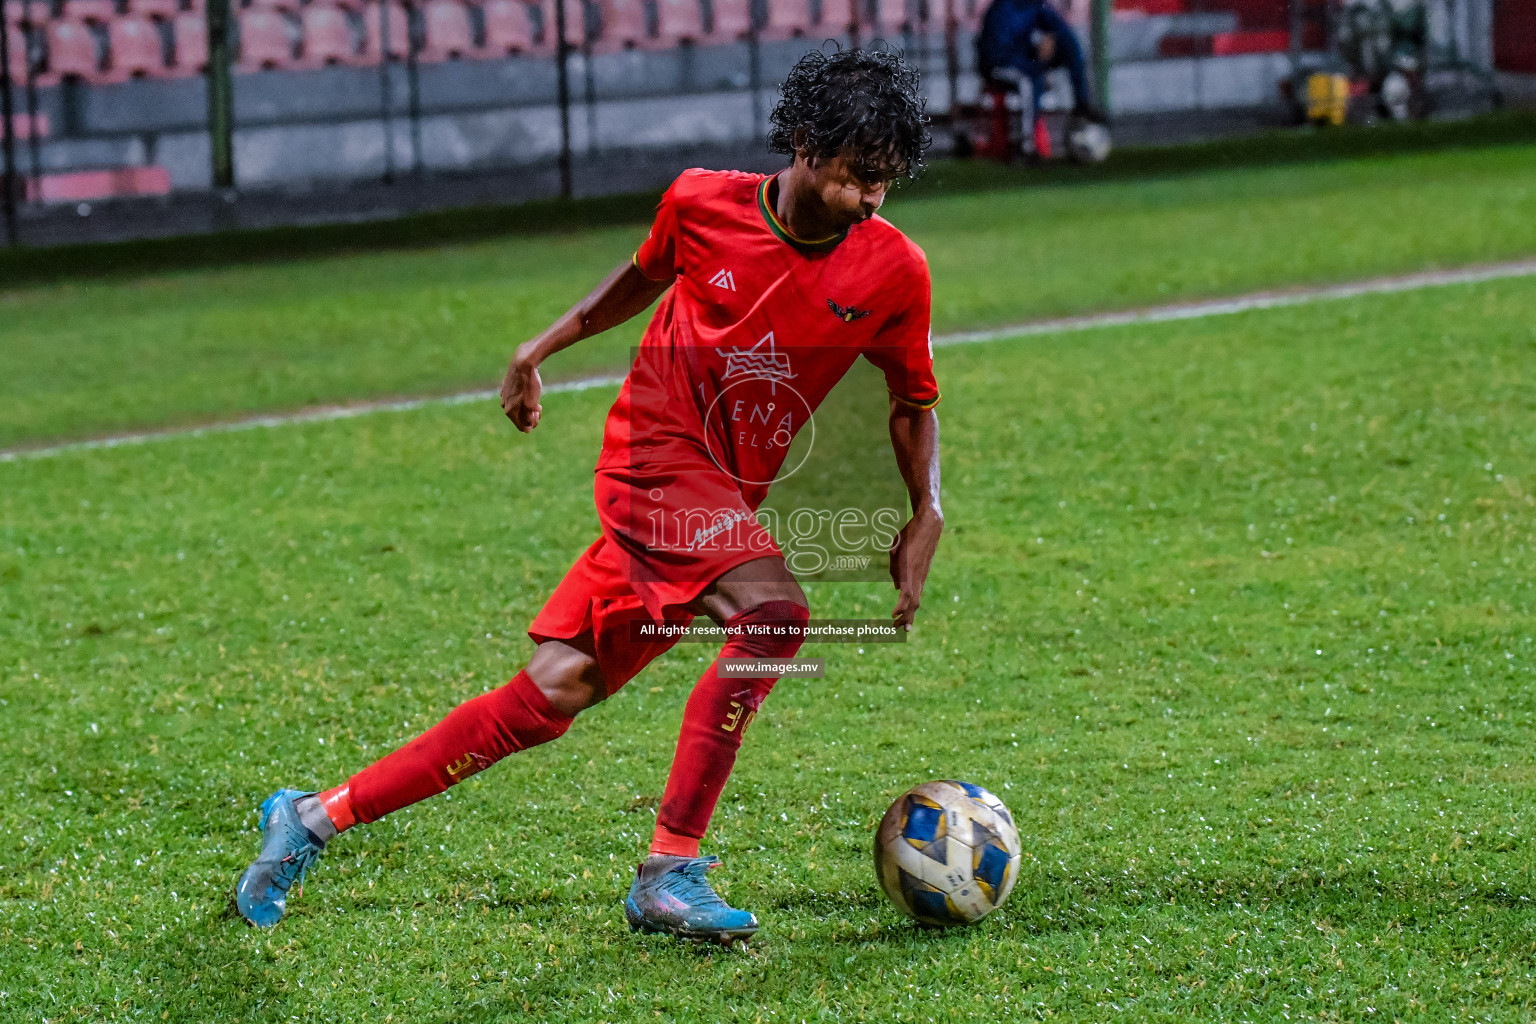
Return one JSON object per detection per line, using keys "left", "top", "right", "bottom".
{"left": 237, "top": 47, "right": 943, "bottom": 944}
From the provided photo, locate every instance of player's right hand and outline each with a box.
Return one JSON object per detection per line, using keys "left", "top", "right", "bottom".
{"left": 500, "top": 354, "right": 543, "bottom": 432}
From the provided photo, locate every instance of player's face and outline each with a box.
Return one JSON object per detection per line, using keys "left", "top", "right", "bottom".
{"left": 806, "top": 150, "right": 899, "bottom": 228}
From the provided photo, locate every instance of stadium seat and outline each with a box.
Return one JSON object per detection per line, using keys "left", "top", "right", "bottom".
{"left": 480, "top": 0, "right": 533, "bottom": 53}
{"left": 105, "top": 14, "right": 171, "bottom": 80}
{"left": 817, "top": 0, "right": 855, "bottom": 34}
{"left": 25, "top": 165, "right": 172, "bottom": 203}
{"left": 760, "top": 0, "right": 810, "bottom": 39}
{"left": 127, "top": 0, "right": 182, "bottom": 17}
{"left": 1115, "top": 0, "right": 1187, "bottom": 13}
{"left": 533, "top": 0, "right": 587, "bottom": 50}
{"left": 40, "top": 20, "right": 103, "bottom": 83}
{"left": 952, "top": 0, "right": 984, "bottom": 29}
{"left": 299, "top": 3, "right": 360, "bottom": 66}
{"left": 5, "top": 111, "right": 49, "bottom": 137}
{"left": 1210, "top": 28, "right": 1289, "bottom": 54}
{"left": 419, "top": 0, "right": 474, "bottom": 59}
{"left": 246, "top": 0, "right": 302, "bottom": 13}
{"left": 653, "top": 0, "right": 701, "bottom": 44}
{"left": 361, "top": 1, "right": 410, "bottom": 59}
{"left": 61, "top": 0, "right": 116, "bottom": 23}
{"left": 236, "top": 8, "right": 296, "bottom": 69}
{"left": 171, "top": 9, "right": 206, "bottom": 72}
{"left": 1157, "top": 33, "right": 1210, "bottom": 57}
{"left": 5, "top": 22, "right": 29, "bottom": 83}
{"left": 592, "top": 0, "right": 645, "bottom": 49}
{"left": 706, "top": 0, "right": 751, "bottom": 41}
{"left": 866, "top": 0, "right": 907, "bottom": 36}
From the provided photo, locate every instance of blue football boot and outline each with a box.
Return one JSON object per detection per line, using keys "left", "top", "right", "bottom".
{"left": 623, "top": 854, "right": 759, "bottom": 945}
{"left": 235, "top": 788, "right": 327, "bottom": 928}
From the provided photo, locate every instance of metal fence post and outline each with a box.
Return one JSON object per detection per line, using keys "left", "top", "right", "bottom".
{"left": 379, "top": 0, "right": 396, "bottom": 183}
{"left": 944, "top": 0, "right": 959, "bottom": 117}
{"left": 22, "top": 0, "right": 40, "bottom": 198}
{"left": 748, "top": 24, "right": 762, "bottom": 142}
{"left": 1091, "top": 0, "right": 1111, "bottom": 115}
{"left": 554, "top": 0, "right": 573, "bottom": 199}
{"left": 405, "top": 0, "right": 422, "bottom": 176}
{"left": 1, "top": 10, "right": 18, "bottom": 246}
{"left": 206, "top": 0, "right": 236, "bottom": 189}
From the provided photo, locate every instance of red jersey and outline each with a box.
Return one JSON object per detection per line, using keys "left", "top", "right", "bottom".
{"left": 598, "top": 168, "right": 939, "bottom": 507}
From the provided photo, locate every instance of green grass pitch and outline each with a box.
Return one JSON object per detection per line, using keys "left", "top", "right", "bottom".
{"left": 2, "top": 140, "right": 1536, "bottom": 1021}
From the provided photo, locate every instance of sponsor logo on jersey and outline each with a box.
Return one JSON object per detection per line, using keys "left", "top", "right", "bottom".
{"left": 718, "top": 331, "right": 796, "bottom": 386}
{"left": 827, "top": 298, "right": 872, "bottom": 323}
{"left": 709, "top": 268, "right": 737, "bottom": 291}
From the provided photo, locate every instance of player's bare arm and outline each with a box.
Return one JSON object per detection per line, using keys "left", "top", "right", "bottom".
{"left": 887, "top": 398, "right": 943, "bottom": 630}
{"left": 500, "top": 260, "right": 671, "bottom": 431}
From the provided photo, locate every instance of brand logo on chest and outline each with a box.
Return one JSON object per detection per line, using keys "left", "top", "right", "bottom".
{"left": 827, "top": 299, "right": 872, "bottom": 323}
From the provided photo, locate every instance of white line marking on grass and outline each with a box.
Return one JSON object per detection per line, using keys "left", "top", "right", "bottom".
{"left": 933, "top": 258, "right": 1536, "bottom": 347}
{"left": 5, "top": 258, "right": 1535, "bottom": 464}
{"left": 0, "top": 375, "right": 623, "bottom": 463}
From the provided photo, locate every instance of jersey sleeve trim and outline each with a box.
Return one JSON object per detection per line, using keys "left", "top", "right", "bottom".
{"left": 632, "top": 250, "right": 675, "bottom": 283}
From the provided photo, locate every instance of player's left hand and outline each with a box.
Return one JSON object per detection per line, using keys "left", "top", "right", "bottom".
{"left": 500, "top": 350, "right": 543, "bottom": 432}
{"left": 889, "top": 507, "right": 943, "bottom": 631}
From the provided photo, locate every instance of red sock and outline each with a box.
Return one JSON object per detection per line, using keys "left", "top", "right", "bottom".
{"left": 651, "top": 600, "right": 808, "bottom": 854}
{"left": 318, "top": 784, "right": 357, "bottom": 833}
{"left": 1033, "top": 114, "right": 1053, "bottom": 158}
{"left": 345, "top": 669, "right": 573, "bottom": 825}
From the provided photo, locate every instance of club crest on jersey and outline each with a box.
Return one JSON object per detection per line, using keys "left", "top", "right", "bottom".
{"left": 827, "top": 299, "right": 872, "bottom": 323}
{"left": 709, "top": 268, "right": 737, "bottom": 292}
{"left": 718, "top": 331, "right": 796, "bottom": 386}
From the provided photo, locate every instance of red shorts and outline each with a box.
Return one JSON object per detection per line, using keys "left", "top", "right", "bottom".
{"left": 527, "top": 454, "right": 782, "bottom": 692}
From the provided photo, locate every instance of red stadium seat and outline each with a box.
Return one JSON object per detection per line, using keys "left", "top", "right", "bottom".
{"left": 867, "top": 0, "right": 907, "bottom": 35}
{"left": 25, "top": 165, "right": 172, "bottom": 203}
{"left": 707, "top": 0, "right": 751, "bottom": 40}
{"left": 171, "top": 9, "right": 206, "bottom": 71}
{"left": 61, "top": 0, "right": 116, "bottom": 22}
{"left": 361, "top": 1, "right": 409, "bottom": 59}
{"left": 654, "top": 0, "right": 700, "bottom": 43}
{"left": 1210, "top": 28, "right": 1289, "bottom": 54}
{"left": 127, "top": 0, "right": 182, "bottom": 17}
{"left": 105, "top": 15, "right": 171, "bottom": 80}
{"left": 5, "top": 111, "right": 49, "bottom": 137}
{"left": 480, "top": 0, "right": 532, "bottom": 53}
{"left": 952, "top": 0, "right": 984, "bottom": 29}
{"left": 236, "top": 8, "right": 296, "bottom": 69}
{"left": 1157, "top": 33, "right": 1210, "bottom": 56}
{"left": 246, "top": 0, "right": 302, "bottom": 12}
{"left": 299, "top": 3, "right": 360, "bottom": 65}
{"left": 592, "top": 0, "right": 645, "bottom": 49}
{"left": 818, "top": 0, "right": 855, "bottom": 34}
{"left": 40, "top": 20, "right": 103, "bottom": 83}
{"left": 5, "top": 21, "right": 29, "bottom": 84}
{"left": 534, "top": 0, "right": 586, "bottom": 49}
{"left": 1115, "top": 0, "right": 1187, "bottom": 12}
{"left": 760, "top": 0, "right": 810, "bottom": 39}
{"left": 419, "top": 0, "right": 474, "bottom": 59}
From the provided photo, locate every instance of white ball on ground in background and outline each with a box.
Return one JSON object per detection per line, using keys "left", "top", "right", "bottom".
{"left": 1067, "top": 119, "right": 1113, "bottom": 164}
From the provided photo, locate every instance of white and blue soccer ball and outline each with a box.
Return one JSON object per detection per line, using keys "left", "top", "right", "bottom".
{"left": 874, "top": 780, "right": 1022, "bottom": 926}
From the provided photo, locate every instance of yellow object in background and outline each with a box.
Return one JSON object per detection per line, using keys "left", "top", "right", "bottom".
{"left": 1306, "top": 73, "right": 1351, "bottom": 126}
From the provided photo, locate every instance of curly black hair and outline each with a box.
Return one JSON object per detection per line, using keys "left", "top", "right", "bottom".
{"left": 767, "top": 47, "right": 932, "bottom": 181}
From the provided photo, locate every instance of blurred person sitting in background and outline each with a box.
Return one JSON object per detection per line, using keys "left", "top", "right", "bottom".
{"left": 978, "top": 0, "right": 1107, "bottom": 154}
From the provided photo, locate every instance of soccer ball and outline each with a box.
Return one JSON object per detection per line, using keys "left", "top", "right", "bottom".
{"left": 874, "top": 780, "right": 1022, "bottom": 926}
{"left": 1067, "top": 119, "right": 1112, "bottom": 164}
